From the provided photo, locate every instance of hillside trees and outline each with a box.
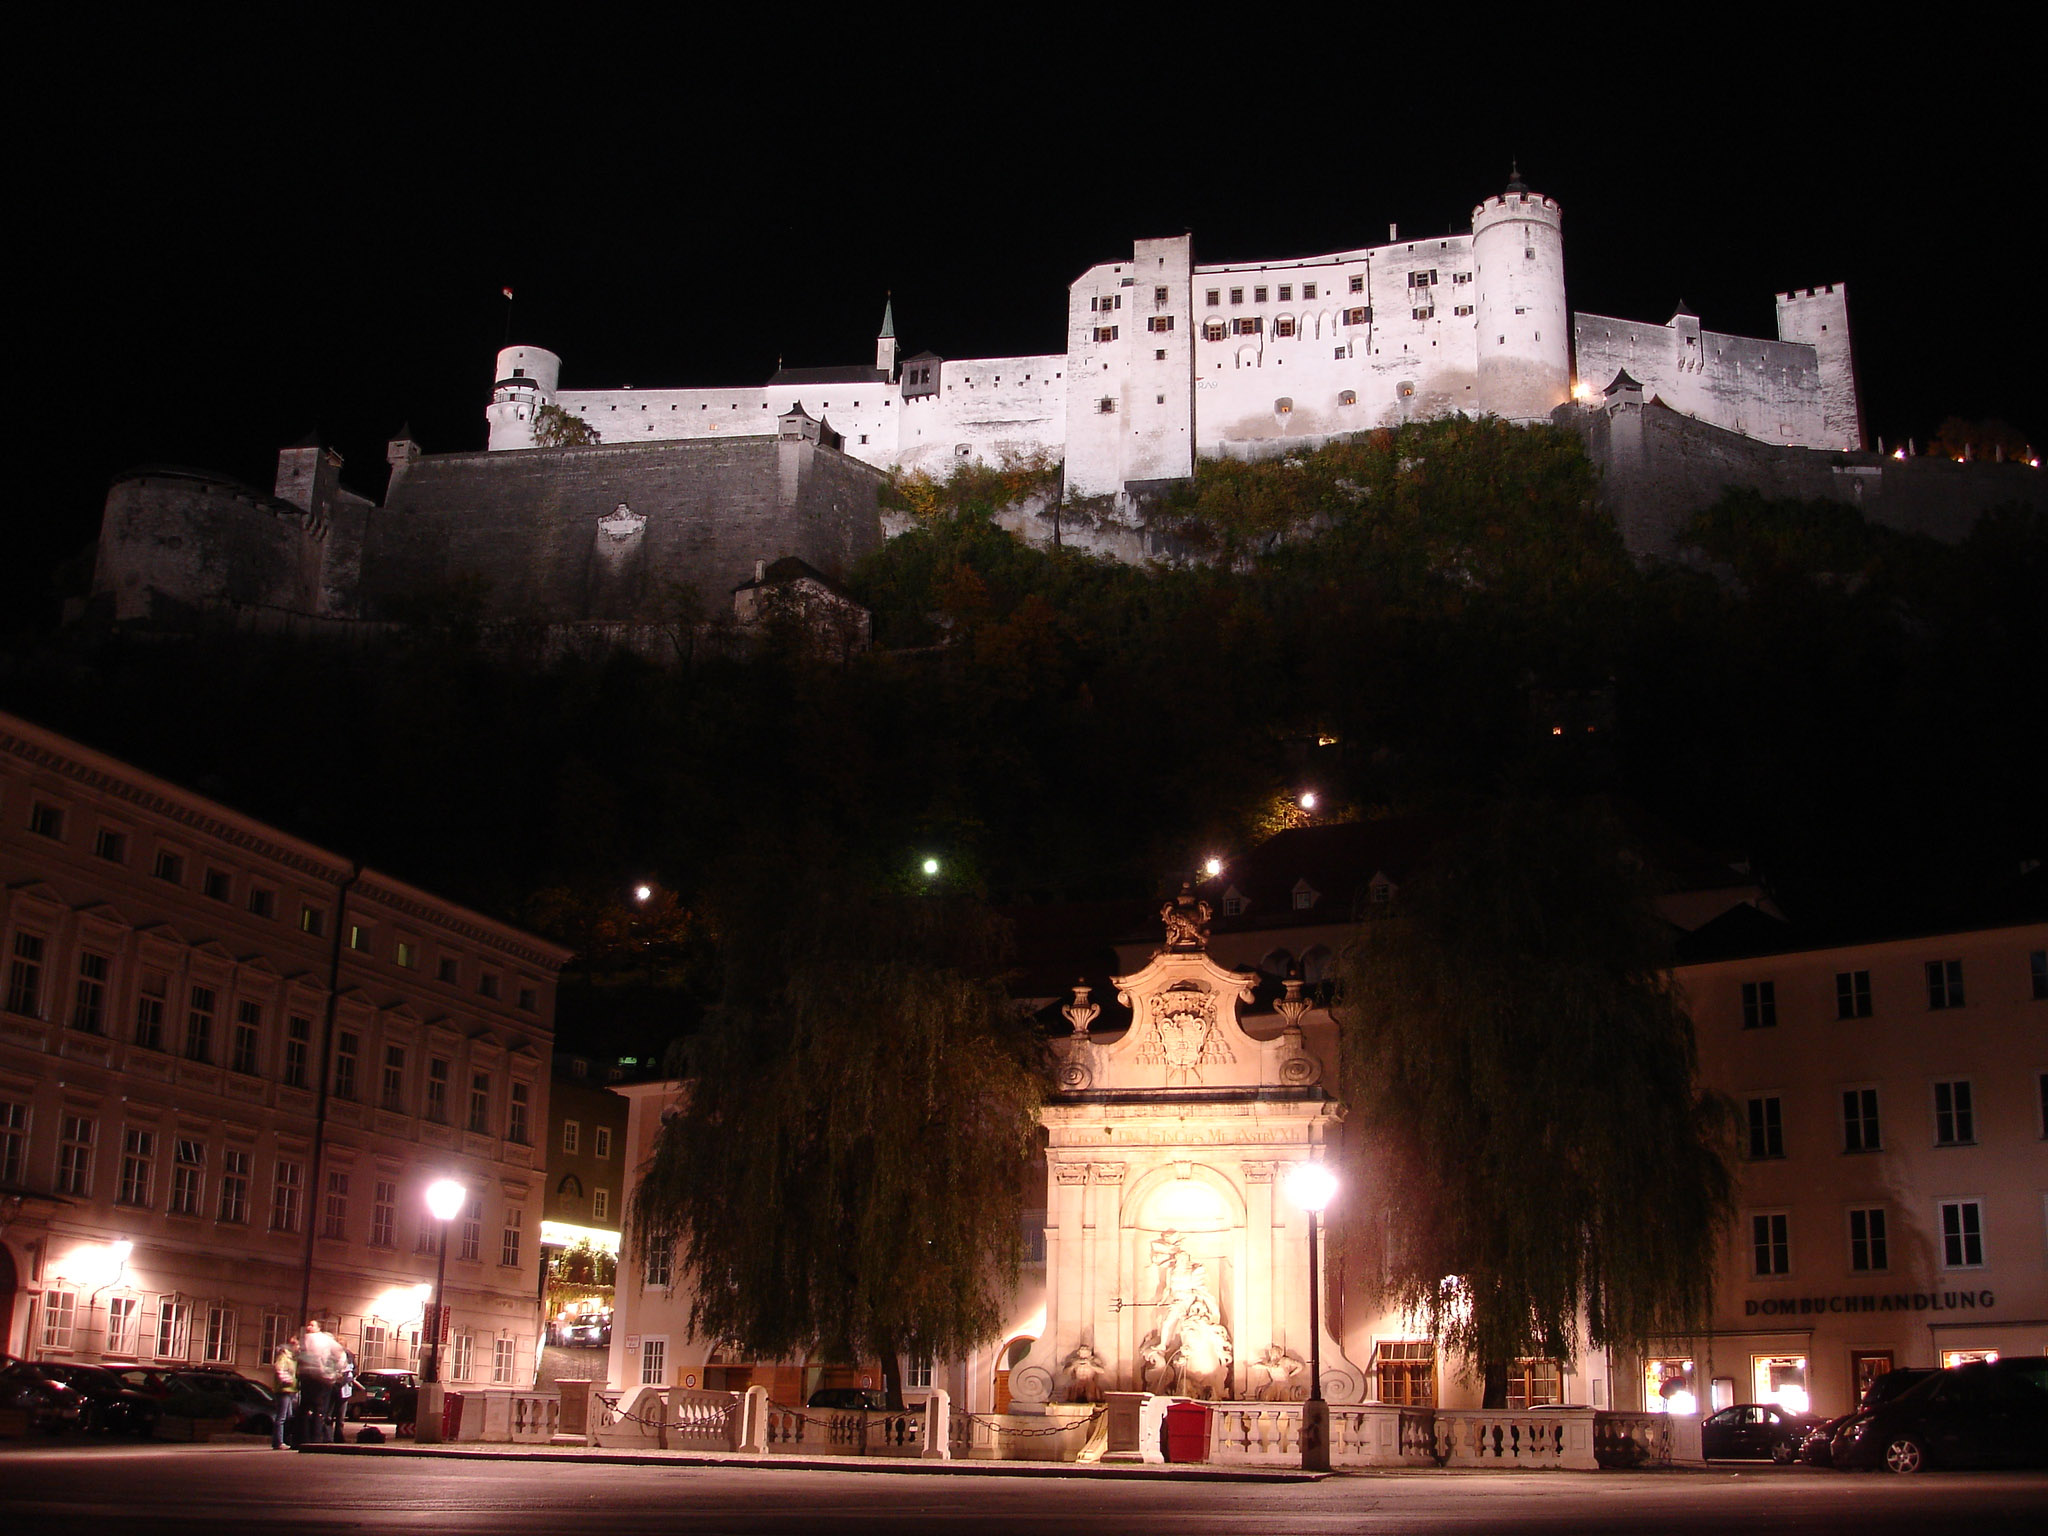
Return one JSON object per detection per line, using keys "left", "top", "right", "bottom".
{"left": 1334, "top": 796, "right": 1735, "bottom": 1407}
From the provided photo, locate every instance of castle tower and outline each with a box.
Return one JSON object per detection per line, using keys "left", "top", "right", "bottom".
{"left": 1774, "top": 284, "right": 1863, "bottom": 450}
{"left": 875, "top": 298, "right": 898, "bottom": 380}
{"left": 1470, "top": 170, "right": 1570, "bottom": 422}
{"left": 486, "top": 344, "right": 563, "bottom": 450}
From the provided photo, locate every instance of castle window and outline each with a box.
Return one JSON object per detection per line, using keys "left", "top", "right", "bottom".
{"left": 1205, "top": 289, "right": 1220, "bottom": 305}
{"left": 1274, "top": 398, "right": 1292, "bottom": 414}
{"left": 1229, "top": 288, "right": 1244, "bottom": 305}
{"left": 1454, "top": 305, "right": 1474, "bottom": 317}
{"left": 1098, "top": 398, "right": 1116, "bottom": 414}
{"left": 1096, "top": 326, "right": 1118, "bottom": 342}
{"left": 1204, "top": 322, "right": 1226, "bottom": 342}
{"left": 1156, "top": 394, "right": 1165, "bottom": 404}
{"left": 1412, "top": 307, "right": 1434, "bottom": 322}
{"left": 1303, "top": 283, "right": 1317, "bottom": 300}
{"left": 1154, "top": 286, "right": 1169, "bottom": 306}
{"left": 1339, "top": 390, "right": 1356, "bottom": 406}
{"left": 1254, "top": 286, "right": 1268, "bottom": 303}
{"left": 1350, "top": 274, "right": 1364, "bottom": 293}
{"left": 1274, "top": 317, "right": 1295, "bottom": 338}
{"left": 1453, "top": 272, "right": 1472, "bottom": 285}
{"left": 1155, "top": 350, "right": 1166, "bottom": 361}
{"left": 1343, "top": 306, "right": 1370, "bottom": 326}
{"left": 1148, "top": 315, "right": 1175, "bottom": 333}
{"left": 1278, "top": 284, "right": 1292, "bottom": 301}
{"left": 1407, "top": 270, "right": 1436, "bottom": 288}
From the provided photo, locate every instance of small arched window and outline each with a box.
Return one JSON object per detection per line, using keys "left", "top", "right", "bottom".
{"left": 1274, "top": 397, "right": 1293, "bottom": 415}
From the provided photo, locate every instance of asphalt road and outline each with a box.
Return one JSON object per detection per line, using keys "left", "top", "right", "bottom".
{"left": 4, "top": 1442, "right": 2046, "bottom": 1535}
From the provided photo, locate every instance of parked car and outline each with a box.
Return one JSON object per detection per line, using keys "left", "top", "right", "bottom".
{"left": 29, "top": 1362, "right": 161, "bottom": 1436}
{"left": 1836, "top": 1360, "right": 2048, "bottom": 1473}
{"left": 1700, "top": 1402, "right": 1821, "bottom": 1461}
{"left": 558, "top": 1319, "right": 611, "bottom": 1348}
{"left": 1808, "top": 1369, "right": 1937, "bottom": 1465}
{"left": 161, "top": 1368, "right": 279, "bottom": 1435}
{"left": 0, "top": 1359, "right": 86, "bottom": 1433}
{"left": 346, "top": 1369, "right": 420, "bottom": 1423}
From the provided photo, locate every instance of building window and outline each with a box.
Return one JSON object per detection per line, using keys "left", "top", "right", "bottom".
{"left": 1094, "top": 325, "right": 1118, "bottom": 343}
{"left": 299, "top": 904, "right": 323, "bottom": 937}
{"left": 907, "top": 1356, "right": 934, "bottom": 1391}
{"left": 1097, "top": 397, "right": 1116, "bottom": 415}
{"left": 1752, "top": 1212, "right": 1790, "bottom": 1276}
{"left": 517, "top": 986, "right": 537, "bottom": 1012}
{"left": 1740, "top": 980, "right": 1776, "bottom": 1029}
{"left": 1274, "top": 316, "right": 1295, "bottom": 338}
{"left": 477, "top": 973, "right": 500, "bottom": 1000}
{"left": 1939, "top": 1200, "right": 1984, "bottom": 1267}
{"left": 1203, "top": 321, "right": 1227, "bottom": 342}
{"left": 592, "top": 1187, "right": 611, "bottom": 1223}
{"left": 1933, "top": 1081, "right": 1975, "bottom": 1145}
{"left": 382, "top": 1045, "right": 406, "bottom": 1112}
{"left": 247, "top": 887, "right": 274, "bottom": 919}
{"left": 1453, "top": 304, "right": 1474, "bottom": 317}
{"left": 360, "top": 1322, "right": 389, "bottom": 1370}
{"left": 563, "top": 1120, "right": 581, "bottom": 1155}
{"left": 2030, "top": 950, "right": 2047, "bottom": 1001}
{"left": 57, "top": 1113, "right": 95, "bottom": 1195}
{"left": 437, "top": 956, "right": 460, "bottom": 985}
{"left": 645, "top": 1241, "right": 673, "bottom": 1290}
{"left": 222, "top": 1152, "right": 252, "bottom": 1220}
{"left": 449, "top": 1330, "right": 475, "bottom": 1382}
{"left": 334, "top": 1032, "right": 358, "bottom": 1099}
{"left": 1349, "top": 274, "right": 1364, "bottom": 294}
{"left": 469, "top": 1074, "right": 492, "bottom": 1135}
{"left": 348, "top": 924, "right": 371, "bottom": 954}
{"left": 371, "top": 1179, "right": 396, "bottom": 1247}
{"left": 1843, "top": 1088, "right": 1882, "bottom": 1152}
{"left": 1377, "top": 1340, "right": 1435, "bottom": 1406}
{"left": 119, "top": 1127, "right": 155, "bottom": 1207}
{"left": 509, "top": 1083, "right": 531, "bottom": 1144}
{"left": 8, "top": 931, "right": 45, "bottom": 1017}
{"left": 1232, "top": 317, "right": 1262, "bottom": 335}
{"left": 593, "top": 1126, "right": 612, "bottom": 1160}
{"left": 395, "top": 940, "right": 417, "bottom": 968}
{"left": 202, "top": 869, "right": 231, "bottom": 902}
{"left": 1410, "top": 306, "right": 1434, "bottom": 322}
{"left": 459, "top": 1194, "right": 482, "bottom": 1262}
{"left": 1339, "top": 389, "right": 1357, "bottom": 407}
{"left": 267, "top": 1157, "right": 299, "bottom": 1231}
{"left": 1925, "top": 959, "right": 1964, "bottom": 1009}
{"left": 108, "top": 1296, "right": 142, "bottom": 1356}
{"left": 155, "top": 1298, "right": 191, "bottom": 1361}
{"left": 155, "top": 850, "right": 185, "bottom": 884}
{"left": 71, "top": 951, "right": 110, "bottom": 1034}
{"left": 283, "top": 1015, "right": 310, "bottom": 1088}
{"left": 639, "top": 1337, "right": 666, "bottom": 1387}
{"left": 322, "top": 1170, "right": 349, "bottom": 1240}
{"left": 1452, "top": 271, "right": 1472, "bottom": 285}
{"left": 203, "top": 1307, "right": 237, "bottom": 1365}
{"left": 170, "top": 1139, "right": 204, "bottom": 1216}
{"left": 0, "top": 1099, "right": 25, "bottom": 1186}
{"left": 1147, "top": 315, "right": 1174, "bottom": 332}
{"left": 493, "top": 1339, "right": 517, "bottom": 1384}
{"left": 231, "top": 1002, "right": 261, "bottom": 1075}
{"left": 501, "top": 1208, "right": 523, "bottom": 1267}
{"left": 136, "top": 973, "right": 166, "bottom": 1050}
{"left": 1849, "top": 1207, "right": 1888, "bottom": 1272}
{"left": 29, "top": 801, "right": 66, "bottom": 839}
{"left": 1745, "top": 1096, "right": 1784, "bottom": 1159}
{"left": 1835, "top": 970, "right": 1872, "bottom": 1019}
{"left": 185, "top": 985, "right": 215, "bottom": 1063}
{"left": 1229, "top": 288, "right": 1243, "bottom": 305}
{"left": 1204, "top": 289, "right": 1219, "bottom": 306}
{"left": 1506, "top": 1360, "right": 1562, "bottom": 1410}
{"left": 1343, "top": 306, "right": 1370, "bottom": 326}
{"left": 95, "top": 827, "right": 128, "bottom": 862}
{"left": 42, "top": 1288, "right": 77, "bottom": 1350}
{"left": 427, "top": 1058, "right": 449, "bottom": 1122}
{"left": 260, "top": 1313, "right": 290, "bottom": 1367}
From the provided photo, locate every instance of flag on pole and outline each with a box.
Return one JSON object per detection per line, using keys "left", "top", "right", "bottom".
{"left": 502, "top": 287, "right": 515, "bottom": 300}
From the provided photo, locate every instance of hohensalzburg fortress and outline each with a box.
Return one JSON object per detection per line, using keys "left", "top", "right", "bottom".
{"left": 486, "top": 172, "right": 1862, "bottom": 496}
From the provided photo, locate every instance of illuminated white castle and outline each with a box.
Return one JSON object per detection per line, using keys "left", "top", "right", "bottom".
{"left": 485, "top": 172, "right": 1862, "bottom": 498}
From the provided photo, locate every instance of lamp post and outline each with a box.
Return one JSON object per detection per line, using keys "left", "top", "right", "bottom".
{"left": 416, "top": 1177, "right": 467, "bottom": 1444}
{"left": 1285, "top": 1159, "right": 1337, "bottom": 1472}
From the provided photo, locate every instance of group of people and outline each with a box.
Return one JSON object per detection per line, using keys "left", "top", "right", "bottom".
{"left": 271, "top": 1321, "right": 357, "bottom": 1450}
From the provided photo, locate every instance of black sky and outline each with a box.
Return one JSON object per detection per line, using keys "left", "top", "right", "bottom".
{"left": 16, "top": 19, "right": 2039, "bottom": 615}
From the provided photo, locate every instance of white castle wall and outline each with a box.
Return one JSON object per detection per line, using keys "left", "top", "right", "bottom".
{"left": 895, "top": 355, "right": 1068, "bottom": 480}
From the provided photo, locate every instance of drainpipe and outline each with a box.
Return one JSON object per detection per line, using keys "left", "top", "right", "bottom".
{"left": 298, "top": 862, "right": 361, "bottom": 1326}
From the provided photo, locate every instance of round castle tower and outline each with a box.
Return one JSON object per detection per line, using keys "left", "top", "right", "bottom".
{"left": 486, "top": 345, "right": 563, "bottom": 450}
{"left": 1471, "top": 173, "right": 1569, "bottom": 422}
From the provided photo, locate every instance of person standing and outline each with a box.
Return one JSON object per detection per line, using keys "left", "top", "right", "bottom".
{"left": 272, "top": 1334, "right": 300, "bottom": 1450}
{"left": 297, "top": 1321, "right": 341, "bottom": 1445}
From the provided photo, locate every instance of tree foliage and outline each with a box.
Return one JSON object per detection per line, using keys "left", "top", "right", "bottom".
{"left": 627, "top": 887, "right": 1045, "bottom": 1404}
{"left": 1334, "top": 796, "right": 1734, "bottom": 1393}
{"left": 532, "top": 403, "right": 601, "bottom": 448}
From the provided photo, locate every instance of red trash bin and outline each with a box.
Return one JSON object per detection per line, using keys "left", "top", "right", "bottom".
{"left": 1164, "top": 1400, "right": 1213, "bottom": 1463}
{"left": 441, "top": 1391, "right": 464, "bottom": 1440}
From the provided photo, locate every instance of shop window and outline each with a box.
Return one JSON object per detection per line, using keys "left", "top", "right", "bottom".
{"left": 1645, "top": 1357, "right": 1696, "bottom": 1415}
{"left": 1376, "top": 1340, "right": 1435, "bottom": 1406}
{"left": 1752, "top": 1354, "right": 1809, "bottom": 1414}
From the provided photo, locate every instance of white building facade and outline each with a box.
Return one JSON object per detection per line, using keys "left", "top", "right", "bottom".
{"left": 1, "top": 711, "right": 571, "bottom": 1391}
{"left": 484, "top": 175, "right": 1858, "bottom": 499}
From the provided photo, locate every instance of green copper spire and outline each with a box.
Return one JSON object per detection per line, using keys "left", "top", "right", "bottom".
{"left": 879, "top": 295, "right": 895, "bottom": 339}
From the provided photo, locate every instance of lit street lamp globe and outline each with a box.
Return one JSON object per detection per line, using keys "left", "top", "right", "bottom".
{"left": 921, "top": 857, "right": 940, "bottom": 877}
{"left": 424, "top": 1178, "right": 467, "bottom": 1223}
{"left": 1285, "top": 1160, "right": 1337, "bottom": 1214}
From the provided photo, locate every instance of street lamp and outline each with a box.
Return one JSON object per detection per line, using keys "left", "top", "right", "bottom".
{"left": 417, "top": 1177, "right": 467, "bottom": 1444}
{"left": 1285, "top": 1159, "right": 1338, "bottom": 1472}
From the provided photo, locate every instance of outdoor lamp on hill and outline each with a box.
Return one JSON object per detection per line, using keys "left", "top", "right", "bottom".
{"left": 1286, "top": 1159, "right": 1338, "bottom": 1472}
{"left": 417, "top": 1176, "right": 467, "bottom": 1443}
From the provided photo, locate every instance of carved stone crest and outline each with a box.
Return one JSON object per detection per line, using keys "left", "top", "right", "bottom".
{"left": 1134, "top": 984, "right": 1234, "bottom": 1083}
{"left": 596, "top": 502, "right": 646, "bottom": 541}
{"left": 1159, "top": 882, "right": 1212, "bottom": 951}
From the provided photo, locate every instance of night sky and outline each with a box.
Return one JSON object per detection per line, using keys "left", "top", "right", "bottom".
{"left": 17, "top": 23, "right": 2038, "bottom": 616}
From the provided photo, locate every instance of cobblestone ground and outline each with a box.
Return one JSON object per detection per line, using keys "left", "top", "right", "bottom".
{"left": 536, "top": 1345, "right": 608, "bottom": 1390}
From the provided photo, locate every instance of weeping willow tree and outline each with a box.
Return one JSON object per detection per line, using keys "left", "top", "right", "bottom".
{"left": 628, "top": 885, "right": 1045, "bottom": 1407}
{"left": 1335, "top": 796, "right": 1734, "bottom": 1406}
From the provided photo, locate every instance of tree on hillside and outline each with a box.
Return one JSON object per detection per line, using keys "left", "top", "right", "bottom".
{"left": 627, "top": 884, "right": 1046, "bottom": 1407}
{"left": 532, "top": 403, "right": 601, "bottom": 447}
{"left": 1334, "top": 796, "right": 1734, "bottom": 1407}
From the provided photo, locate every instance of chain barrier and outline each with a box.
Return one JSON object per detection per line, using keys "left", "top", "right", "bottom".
{"left": 958, "top": 1403, "right": 1108, "bottom": 1437}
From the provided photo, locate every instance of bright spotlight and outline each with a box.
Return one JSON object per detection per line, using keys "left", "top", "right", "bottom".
{"left": 1299, "top": 792, "right": 1317, "bottom": 810}
{"left": 633, "top": 884, "right": 653, "bottom": 904}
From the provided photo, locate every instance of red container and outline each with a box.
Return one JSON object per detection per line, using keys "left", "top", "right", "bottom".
{"left": 1164, "top": 1400, "right": 1213, "bottom": 1463}
{"left": 440, "top": 1391, "right": 464, "bottom": 1440}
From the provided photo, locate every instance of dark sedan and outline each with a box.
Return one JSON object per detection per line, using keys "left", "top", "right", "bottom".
{"left": 346, "top": 1369, "right": 420, "bottom": 1424}
{"left": 1700, "top": 1402, "right": 1820, "bottom": 1461}
{"left": 31, "top": 1362, "right": 161, "bottom": 1435}
{"left": 1837, "top": 1360, "right": 2048, "bottom": 1472}
{"left": 0, "top": 1359, "right": 85, "bottom": 1432}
